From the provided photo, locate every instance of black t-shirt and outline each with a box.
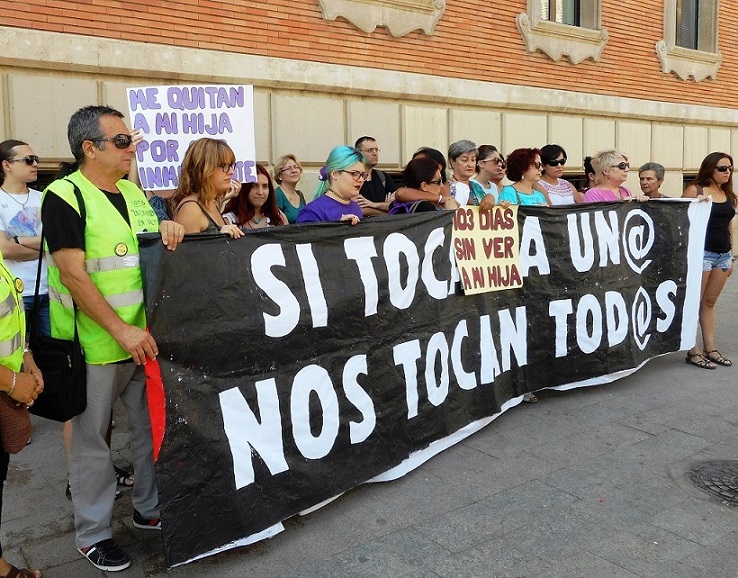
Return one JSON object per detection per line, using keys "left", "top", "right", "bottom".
{"left": 359, "top": 169, "right": 396, "bottom": 203}
{"left": 43, "top": 190, "right": 131, "bottom": 253}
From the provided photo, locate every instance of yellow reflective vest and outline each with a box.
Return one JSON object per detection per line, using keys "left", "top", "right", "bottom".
{"left": 44, "top": 170, "right": 160, "bottom": 364}
{"left": 0, "top": 257, "right": 24, "bottom": 373}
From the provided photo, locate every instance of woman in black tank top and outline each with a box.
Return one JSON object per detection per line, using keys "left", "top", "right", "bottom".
{"left": 170, "top": 138, "right": 244, "bottom": 239}
{"left": 682, "top": 152, "right": 737, "bottom": 369}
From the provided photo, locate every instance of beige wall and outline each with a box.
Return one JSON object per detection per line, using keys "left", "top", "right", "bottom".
{"left": 2, "top": 26, "right": 738, "bottom": 203}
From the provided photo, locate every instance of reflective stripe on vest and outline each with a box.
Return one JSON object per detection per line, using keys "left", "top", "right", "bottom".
{"left": 105, "top": 289, "right": 144, "bottom": 309}
{"left": 0, "top": 293, "right": 15, "bottom": 318}
{"left": 85, "top": 254, "right": 140, "bottom": 274}
{"left": 48, "top": 285, "right": 74, "bottom": 309}
{"left": 0, "top": 331, "right": 22, "bottom": 357}
{"left": 46, "top": 252, "right": 140, "bottom": 275}
{"left": 0, "top": 258, "right": 24, "bottom": 372}
{"left": 49, "top": 283, "right": 142, "bottom": 310}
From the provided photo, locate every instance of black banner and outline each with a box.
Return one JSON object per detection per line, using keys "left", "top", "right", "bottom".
{"left": 139, "top": 200, "right": 708, "bottom": 567}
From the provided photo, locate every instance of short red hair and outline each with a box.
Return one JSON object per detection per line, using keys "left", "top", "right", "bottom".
{"left": 505, "top": 148, "right": 541, "bottom": 182}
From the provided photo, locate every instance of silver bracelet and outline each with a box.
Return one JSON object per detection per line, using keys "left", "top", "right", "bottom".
{"left": 9, "top": 372, "right": 16, "bottom": 397}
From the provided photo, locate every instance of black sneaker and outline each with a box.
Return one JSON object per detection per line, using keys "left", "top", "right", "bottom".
{"left": 133, "top": 509, "right": 161, "bottom": 530}
{"left": 78, "top": 538, "right": 131, "bottom": 571}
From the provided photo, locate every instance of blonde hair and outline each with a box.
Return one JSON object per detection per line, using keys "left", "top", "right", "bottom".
{"left": 273, "top": 154, "right": 301, "bottom": 184}
{"left": 591, "top": 149, "right": 628, "bottom": 185}
{"left": 171, "top": 138, "right": 235, "bottom": 207}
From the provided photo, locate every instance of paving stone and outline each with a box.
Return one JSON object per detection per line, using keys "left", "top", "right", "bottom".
{"left": 430, "top": 537, "right": 549, "bottom": 577}
{"left": 650, "top": 499, "right": 738, "bottom": 546}
{"left": 543, "top": 551, "right": 641, "bottom": 578}
{"left": 587, "top": 522, "right": 703, "bottom": 578}
{"left": 527, "top": 421, "right": 652, "bottom": 466}
{"left": 280, "top": 527, "right": 451, "bottom": 578}
{"left": 413, "top": 480, "right": 578, "bottom": 553}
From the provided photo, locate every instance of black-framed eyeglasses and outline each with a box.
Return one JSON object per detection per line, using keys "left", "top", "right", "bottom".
{"left": 715, "top": 164, "right": 733, "bottom": 173}
{"left": 94, "top": 134, "right": 134, "bottom": 149}
{"left": 341, "top": 170, "right": 368, "bottom": 181}
{"left": 218, "top": 163, "right": 236, "bottom": 173}
{"left": 428, "top": 178, "right": 443, "bottom": 186}
{"left": 7, "top": 155, "right": 40, "bottom": 166}
{"left": 614, "top": 162, "right": 630, "bottom": 170}
{"left": 547, "top": 158, "right": 567, "bottom": 167}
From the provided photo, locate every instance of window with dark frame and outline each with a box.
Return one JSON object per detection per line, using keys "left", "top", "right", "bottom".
{"left": 676, "top": 0, "right": 699, "bottom": 50}
{"left": 540, "top": 0, "right": 582, "bottom": 27}
{"left": 675, "top": 0, "right": 717, "bottom": 52}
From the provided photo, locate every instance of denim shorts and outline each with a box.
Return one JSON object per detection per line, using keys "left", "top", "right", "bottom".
{"left": 703, "top": 250, "right": 734, "bottom": 272}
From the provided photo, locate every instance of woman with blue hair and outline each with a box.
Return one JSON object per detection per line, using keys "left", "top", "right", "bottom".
{"left": 297, "top": 146, "right": 365, "bottom": 225}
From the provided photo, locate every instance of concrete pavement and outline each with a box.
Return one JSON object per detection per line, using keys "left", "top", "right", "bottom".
{"left": 5, "top": 281, "right": 738, "bottom": 577}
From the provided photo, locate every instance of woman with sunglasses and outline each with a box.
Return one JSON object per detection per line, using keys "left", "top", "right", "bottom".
{"left": 498, "top": 148, "right": 549, "bottom": 207}
{"left": 297, "top": 146, "right": 364, "bottom": 225}
{"left": 0, "top": 140, "right": 49, "bottom": 338}
{"left": 273, "top": 154, "right": 305, "bottom": 224}
{"left": 534, "top": 144, "right": 582, "bottom": 205}
{"left": 171, "top": 138, "right": 244, "bottom": 238}
{"left": 473, "top": 145, "right": 506, "bottom": 203}
{"left": 583, "top": 150, "right": 648, "bottom": 203}
{"left": 223, "top": 164, "right": 286, "bottom": 229}
{"left": 682, "top": 152, "right": 737, "bottom": 370}
{"left": 389, "top": 157, "right": 459, "bottom": 213}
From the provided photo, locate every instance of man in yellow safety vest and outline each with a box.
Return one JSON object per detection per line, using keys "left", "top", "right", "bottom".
{"left": 42, "top": 105, "right": 184, "bottom": 572}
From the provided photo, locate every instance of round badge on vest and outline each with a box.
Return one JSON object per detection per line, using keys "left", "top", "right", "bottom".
{"left": 115, "top": 243, "right": 129, "bottom": 257}
{"left": 13, "top": 277, "right": 24, "bottom": 294}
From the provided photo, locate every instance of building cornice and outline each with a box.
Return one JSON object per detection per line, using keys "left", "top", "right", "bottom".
{"left": 1, "top": 26, "right": 737, "bottom": 126}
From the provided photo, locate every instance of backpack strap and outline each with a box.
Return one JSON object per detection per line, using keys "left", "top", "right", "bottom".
{"left": 33, "top": 179, "right": 85, "bottom": 340}
{"left": 61, "top": 178, "right": 87, "bottom": 223}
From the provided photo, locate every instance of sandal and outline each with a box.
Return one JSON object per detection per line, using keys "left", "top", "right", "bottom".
{"left": 4, "top": 565, "right": 42, "bottom": 577}
{"left": 114, "top": 465, "right": 134, "bottom": 489}
{"left": 705, "top": 349, "right": 732, "bottom": 367}
{"left": 685, "top": 352, "right": 716, "bottom": 370}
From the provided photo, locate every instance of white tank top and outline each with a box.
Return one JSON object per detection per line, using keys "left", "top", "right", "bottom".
{"left": 538, "top": 178, "right": 575, "bottom": 206}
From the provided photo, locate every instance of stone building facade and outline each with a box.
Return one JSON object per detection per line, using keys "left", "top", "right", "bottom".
{"left": 0, "top": 0, "right": 735, "bottom": 197}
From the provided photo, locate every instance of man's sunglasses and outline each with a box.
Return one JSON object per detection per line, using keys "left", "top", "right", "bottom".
{"left": 7, "top": 155, "right": 40, "bottom": 166}
{"left": 94, "top": 134, "right": 134, "bottom": 149}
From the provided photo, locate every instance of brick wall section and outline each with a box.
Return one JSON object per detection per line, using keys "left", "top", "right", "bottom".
{"left": 4, "top": 0, "right": 736, "bottom": 110}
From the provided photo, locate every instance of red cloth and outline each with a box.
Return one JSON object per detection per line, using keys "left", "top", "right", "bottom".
{"left": 144, "top": 357, "right": 166, "bottom": 462}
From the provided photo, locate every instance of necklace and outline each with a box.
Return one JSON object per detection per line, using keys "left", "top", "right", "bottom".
{"left": 328, "top": 188, "right": 351, "bottom": 202}
{"left": 252, "top": 215, "right": 262, "bottom": 224}
{"left": 0, "top": 187, "right": 30, "bottom": 207}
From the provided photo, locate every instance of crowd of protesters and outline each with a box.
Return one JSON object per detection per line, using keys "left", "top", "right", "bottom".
{"left": 0, "top": 104, "right": 733, "bottom": 575}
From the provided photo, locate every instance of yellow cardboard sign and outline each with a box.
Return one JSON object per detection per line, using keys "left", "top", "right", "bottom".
{"left": 452, "top": 206, "right": 523, "bottom": 294}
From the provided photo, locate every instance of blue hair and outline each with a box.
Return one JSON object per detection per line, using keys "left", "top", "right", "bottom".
{"left": 314, "top": 146, "right": 366, "bottom": 199}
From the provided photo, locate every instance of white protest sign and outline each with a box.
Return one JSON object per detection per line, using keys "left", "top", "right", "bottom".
{"left": 127, "top": 84, "right": 256, "bottom": 191}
